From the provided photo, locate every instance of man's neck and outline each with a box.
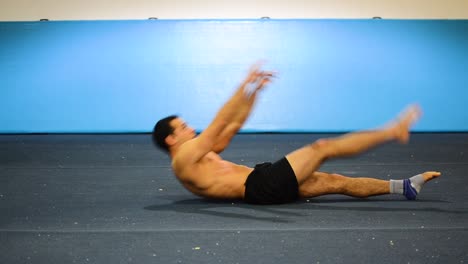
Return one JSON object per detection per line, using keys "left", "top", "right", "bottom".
{"left": 169, "top": 148, "right": 177, "bottom": 159}
{"left": 169, "top": 144, "right": 181, "bottom": 159}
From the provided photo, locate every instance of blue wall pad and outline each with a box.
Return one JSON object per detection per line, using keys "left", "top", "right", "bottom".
{"left": 1, "top": 19, "right": 467, "bottom": 133}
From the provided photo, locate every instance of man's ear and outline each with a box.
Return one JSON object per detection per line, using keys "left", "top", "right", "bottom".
{"left": 165, "top": 135, "right": 176, "bottom": 147}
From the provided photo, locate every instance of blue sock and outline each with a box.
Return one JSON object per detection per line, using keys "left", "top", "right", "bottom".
{"left": 403, "top": 179, "right": 418, "bottom": 200}
{"left": 390, "top": 174, "right": 425, "bottom": 200}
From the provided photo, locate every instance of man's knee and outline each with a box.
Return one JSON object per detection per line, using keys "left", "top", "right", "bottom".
{"left": 310, "top": 139, "right": 335, "bottom": 158}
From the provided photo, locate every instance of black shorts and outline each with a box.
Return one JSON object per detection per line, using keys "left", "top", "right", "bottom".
{"left": 244, "top": 157, "right": 299, "bottom": 205}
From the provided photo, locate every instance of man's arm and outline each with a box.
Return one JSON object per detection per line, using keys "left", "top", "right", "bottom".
{"left": 212, "top": 68, "right": 274, "bottom": 153}
{"left": 176, "top": 64, "right": 273, "bottom": 164}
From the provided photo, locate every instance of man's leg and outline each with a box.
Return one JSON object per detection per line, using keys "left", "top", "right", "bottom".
{"left": 286, "top": 105, "right": 421, "bottom": 184}
{"left": 298, "top": 171, "right": 441, "bottom": 198}
{"left": 299, "top": 171, "right": 389, "bottom": 198}
{"left": 313, "top": 104, "right": 422, "bottom": 158}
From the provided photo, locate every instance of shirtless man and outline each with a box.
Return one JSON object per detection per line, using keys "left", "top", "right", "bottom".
{"left": 152, "top": 63, "right": 441, "bottom": 204}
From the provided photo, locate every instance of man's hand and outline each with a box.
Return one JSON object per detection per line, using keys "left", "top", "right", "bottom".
{"left": 243, "top": 62, "right": 276, "bottom": 98}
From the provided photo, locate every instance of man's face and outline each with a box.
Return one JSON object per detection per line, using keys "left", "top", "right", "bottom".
{"left": 168, "top": 118, "right": 196, "bottom": 146}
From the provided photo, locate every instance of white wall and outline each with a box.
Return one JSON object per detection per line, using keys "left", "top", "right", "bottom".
{"left": 1, "top": 0, "right": 467, "bottom": 21}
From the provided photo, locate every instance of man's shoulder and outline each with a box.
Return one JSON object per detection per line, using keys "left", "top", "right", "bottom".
{"left": 172, "top": 139, "right": 201, "bottom": 169}
{"left": 171, "top": 155, "right": 190, "bottom": 172}
{"left": 173, "top": 138, "right": 197, "bottom": 161}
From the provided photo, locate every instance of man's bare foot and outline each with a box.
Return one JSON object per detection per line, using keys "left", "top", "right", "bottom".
{"left": 422, "top": 171, "right": 442, "bottom": 182}
{"left": 389, "top": 104, "right": 422, "bottom": 144}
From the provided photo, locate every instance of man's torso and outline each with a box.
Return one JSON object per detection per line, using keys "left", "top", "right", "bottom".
{"left": 172, "top": 152, "right": 253, "bottom": 199}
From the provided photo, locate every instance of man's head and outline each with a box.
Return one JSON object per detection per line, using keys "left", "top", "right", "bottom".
{"left": 152, "top": 115, "right": 196, "bottom": 153}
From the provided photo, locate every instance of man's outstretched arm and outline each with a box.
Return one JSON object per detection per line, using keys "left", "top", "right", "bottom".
{"left": 212, "top": 66, "right": 274, "bottom": 153}
{"left": 175, "top": 63, "right": 273, "bottom": 165}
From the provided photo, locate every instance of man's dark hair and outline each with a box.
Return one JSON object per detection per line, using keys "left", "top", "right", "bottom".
{"left": 152, "top": 115, "right": 178, "bottom": 152}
